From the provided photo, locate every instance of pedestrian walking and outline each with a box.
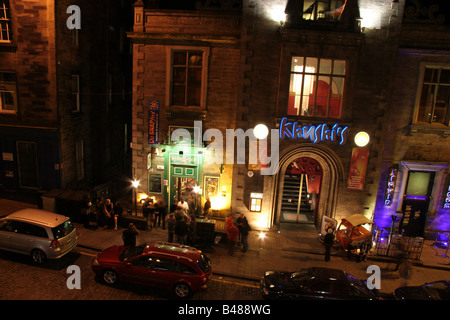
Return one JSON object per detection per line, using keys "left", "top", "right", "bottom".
{"left": 227, "top": 221, "right": 239, "bottom": 256}
{"left": 153, "top": 202, "right": 161, "bottom": 228}
{"left": 113, "top": 200, "right": 123, "bottom": 230}
{"left": 202, "top": 196, "right": 211, "bottom": 219}
{"left": 158, "top": 200, "right": 167, "bottom": 230}
{"left": 142, "top": 198, "right": 153, "bottom": 230}
{"left": 324, "top": 228, "right": 334, "bottom": 261}
{"left": 398, "top": 259, "right": 412, "bottom": 287}
{"left": 122, "top": 223, "right": 140, "bottom": 246}
{"left": 166, "top": 213, "right": 176, "bottom": 242}
{"left": 103, "top": 199, "right": 114, "bottom": 229}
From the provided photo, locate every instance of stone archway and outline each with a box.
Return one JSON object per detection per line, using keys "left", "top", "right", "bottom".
{"left": 271, "top": 143, "right": 344, "bottom": 229}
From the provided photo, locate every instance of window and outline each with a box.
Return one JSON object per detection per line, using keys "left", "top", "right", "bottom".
{"left": 288, "top": 57, "right": 346, "bottom": 118}
{"left": 302, "top": 0, "right": 347, "bottom": 21}
{"left": 250, "top": 192, "right": 263, "bottom": 212}
{"left": 415, "top": 64, "right": 450, "bottom": 126}
{"left": 0, "top": 71, "right": 17, "bottom": 113}
{"left": 171, "top": 49, "right": 204, "bottom": 107}
{"left": 0, "top": 0, "right": 12, "bottom": 42}
{"left": 71, "top": 75, "right": 80, "bottom": 112}
{"left": 75, "top": 140, "right": 84, "bottom": 180}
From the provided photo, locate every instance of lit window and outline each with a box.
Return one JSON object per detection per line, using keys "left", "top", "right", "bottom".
{"left": 415, "top": 64, "right": 450, "bottom": 126}
{"left": 0, "top": 0, "right": 12, "bottom": 43}
{"left": 288, "top": 57, "right": 346, "bottom": 118}
{"left": 302, "top": 0, "right": 347, "bottom": 21}
{"left": 171, "top": 50, "right": 204, "bottom": 107}
{"left": 250, "top": 193, "right": 263, "bottom": 212}
{"left": 0, "top": 72, "right": 17, "bottom": 114}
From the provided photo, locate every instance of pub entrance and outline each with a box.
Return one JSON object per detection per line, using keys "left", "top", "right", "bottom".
{"left": 280, "top": 157, "right": 323, "bottom": 224}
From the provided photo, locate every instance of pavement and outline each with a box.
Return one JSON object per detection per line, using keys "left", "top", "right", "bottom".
{"left": 2, "top": 197, "right": 450, "bottom": 297}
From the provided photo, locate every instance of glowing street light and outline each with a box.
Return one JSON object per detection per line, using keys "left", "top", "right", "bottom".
{"left": 355, "top": 131, "right": 370, "bottom": 147}
{"left": 132, "top": 179, "right": 139, "bottom": 215}
{"left": 254, "top": 124, "right": 269, "bottom": 140}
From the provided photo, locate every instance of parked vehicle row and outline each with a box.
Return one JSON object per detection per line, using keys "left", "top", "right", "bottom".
{"left": 1, "top": 209, "right": 450, "bottom": 299}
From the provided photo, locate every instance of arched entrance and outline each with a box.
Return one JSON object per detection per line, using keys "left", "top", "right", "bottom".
{"left": 280, "top": 157, "right": 322, "bottom": 224}
{"left": 272, "top": 144, "right": 344, "bottom": 229}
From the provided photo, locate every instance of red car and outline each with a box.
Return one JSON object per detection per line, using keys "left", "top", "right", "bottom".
{"left": 92, "top": 241, "right": 212, "bottom": 298}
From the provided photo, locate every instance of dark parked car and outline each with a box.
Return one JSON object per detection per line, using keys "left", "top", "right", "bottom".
{"left": 394, "top": 280, "right": 450, "bottom": 300}
{"left": 92, "top": 241, "right": 212, "bottom": 298}
{"left": 260, "top": 267, "right": 380, "bottom": 300}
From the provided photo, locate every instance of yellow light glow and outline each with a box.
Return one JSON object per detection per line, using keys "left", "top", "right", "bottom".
{"left": 267, "top": 5, "right": 286, "bottom": 24}
{"left": 254, "top": 124, "right": 269, "bottom": 140}
{"left": 132, "top": 179, "right": 139, "bottom": 188}
{"left": 359, "top": 9, "right": 381, "bottom": 29}
{"left": 210, "top": 196, "right": 226, "bottom": 210}
{"left": 355, "top": 131, "right": 370, "bottom": 147}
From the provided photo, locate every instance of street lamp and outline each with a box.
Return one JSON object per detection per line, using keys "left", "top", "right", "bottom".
{"left": 132, "top": 179, "right": 139, "bottom": 215}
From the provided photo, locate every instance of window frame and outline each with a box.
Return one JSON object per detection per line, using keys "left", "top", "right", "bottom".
{"left": 75, "top": 139, "right": 85, "bottom": 181}
{"left": 166, "top": 46, "right": 209, "bottom": 110}
{"left": 288, "top": 56, "right": 346, "bottom": 119}
{"left": 71, "top": 74, "right": 80, "bottom": 113}
{"left": 0, "top": 0, "right": 12, "bottom": 43}
{"left": 413, "top": 62, "right": 450, "bottom": 127}
{"left": 0, "top": 71, "right": 18, "bottom": 114}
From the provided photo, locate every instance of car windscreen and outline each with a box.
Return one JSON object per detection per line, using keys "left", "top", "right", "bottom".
{"left": 119, "top": 244, "right": 146, "bottom": 262}
{"left": 51, "top": 219, "right": 75, "bottom": 239}
{"left": 197, "top": 253, "right": 211, "bottom": 273}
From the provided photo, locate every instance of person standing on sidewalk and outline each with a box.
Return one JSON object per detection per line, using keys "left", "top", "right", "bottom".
{"left": 324, "top": 228, "right": 334, "bottom": 261}
{"left": 122, "top": 223, "right": 140, "bottom": 246}
{"left": 227, "top": 221, "right": 240, "bottom": 256}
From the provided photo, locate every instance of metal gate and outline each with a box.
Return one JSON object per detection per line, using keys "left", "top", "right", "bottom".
{"left": 374, "top": 229, "right": 424, "bottom": 260}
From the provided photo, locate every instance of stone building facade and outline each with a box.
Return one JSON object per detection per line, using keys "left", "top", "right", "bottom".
{"left": 0, "top": 0, "right": 132, "bottom": 199}
{"left": 129, "top": 0, "right": 450, "bottom": 235}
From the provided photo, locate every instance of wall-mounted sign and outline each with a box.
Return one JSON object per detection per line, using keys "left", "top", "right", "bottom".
{"left": 347, "top": 148, "right": 369, "bottom": 191}
{"left": 384, "top": 167, "right": 398, "bottom": 206}
{"left": 279, "top": 117, "right": 349, "bottom": 145}
{"left": 148, "top": 100, "right": 159, "bottom": 145}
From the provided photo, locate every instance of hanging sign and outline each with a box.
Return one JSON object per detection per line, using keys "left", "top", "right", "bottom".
{"left": 444, "top": 183, "right": 450, "bottom": 209}
{"left": 148, "top": 100, "right": 159, "bottom": 145}
{"left": 347, "top": 147, "right": 369, "bottom": 191}
{"left": 384, "top": 167, "right": 398, "bottom": 206}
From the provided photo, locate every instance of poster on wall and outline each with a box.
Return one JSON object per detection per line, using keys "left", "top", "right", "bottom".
{"left": 148, "top": 100, "right": 159, "bottom": 145}
{"left": 347, "top": 147, "right": 369, "bottom": 191}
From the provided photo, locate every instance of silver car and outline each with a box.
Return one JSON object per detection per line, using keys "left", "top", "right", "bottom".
{"left": 0, "top": 208, "right": 77, "bottom": 263}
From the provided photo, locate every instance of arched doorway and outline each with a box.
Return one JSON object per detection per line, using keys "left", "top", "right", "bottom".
{"left": 272, "top": 144, "right": 344, "bottom": 229}
{"left": 280, "top": 157, "right": 323, "bottom": 224}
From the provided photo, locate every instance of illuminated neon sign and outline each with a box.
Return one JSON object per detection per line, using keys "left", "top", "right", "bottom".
{"left": 444, "top": 184, "right": 450, "bottom": 209}
{"left": 384, "top": 168, "right": 397, "bottom": 206}
{"left": 279, "top": 117, "right": 349, "bottom": 145}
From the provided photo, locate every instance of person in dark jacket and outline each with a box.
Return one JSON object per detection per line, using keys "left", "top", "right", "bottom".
{"left": 122, "top": 223, "right": 140, "bottom": 246}
{"left": 324, "top": 228, "right": 334, "bottom": 261}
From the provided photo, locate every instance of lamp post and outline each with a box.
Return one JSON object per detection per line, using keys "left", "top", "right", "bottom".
{"left": 132, "top": 179, "right": 139, "bottom": 215}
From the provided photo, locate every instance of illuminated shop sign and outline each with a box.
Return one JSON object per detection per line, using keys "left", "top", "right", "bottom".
{"left": 148, "top": 100, "right": 159, "bottom": 145}
{"left": 384, "top": 168, "right": 398, "bottom": 206}
{"left": 279, "top": 117, "right": 349, "bottom": 145}
{"left": 444, "top": 183, "right": 450, "bottom": 209}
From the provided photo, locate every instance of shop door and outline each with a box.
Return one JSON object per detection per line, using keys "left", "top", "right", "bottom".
{"left": 280, "top": 157, "right": 322, "bottom": 224}
{"left": 401, "top": 171, "right": 435, "bottom": 236}
{"left": 16, "top": 141, "right": 39, "bottom": 189}
{"left": 169, "top": 165, "right": 198, "bottom": 210}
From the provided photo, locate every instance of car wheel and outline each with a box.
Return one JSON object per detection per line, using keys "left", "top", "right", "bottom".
{"left": 102, "top": 269, "right": 119, "bottom": 285}
{"left": 31, "top": 249, "right": 46, "bottom": 264}
{"left": 173, "top": 282, "right": 192, "bottom": 299}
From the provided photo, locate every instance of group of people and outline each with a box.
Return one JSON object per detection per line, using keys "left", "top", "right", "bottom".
{"left": 83, "top": 198, "right": 123, "bottom": 230}
{"left": 166, "top": 197, "right": 198, "bottom": 246}
{"left": 225, "top": 212, "right": 251, "bottom": 256}
{"left": 142, "top": 199, "right": 167, "bottom": 231}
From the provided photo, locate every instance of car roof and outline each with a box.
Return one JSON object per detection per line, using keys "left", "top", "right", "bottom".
{"left": 309, "top": 267, "right": 348, "bottom": 281}
{"left": 5, "top": 209, "right": 69, "bottom": 228}
{"left": 143, "top": 241, "right": 201, "bottom": 263}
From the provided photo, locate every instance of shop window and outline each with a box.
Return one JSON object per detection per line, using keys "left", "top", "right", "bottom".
{"left": 0, "top": 71, "right": 17, "bottom": 114}
{"left": 169, "top": 48, "right": 208, "bottom": 108}
{"left": 250, "top": 193, "right": 263, "bottom": 212}
{"left": 288, "top": 57, "right": 346, "bottom": 119}
{"left": 415, "top": 64, "right": 450, "bottom": 126}
{"left": 0, "top": 1, "right": 12, "bottom": 43}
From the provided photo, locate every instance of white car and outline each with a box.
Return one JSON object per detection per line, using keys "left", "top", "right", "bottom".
{"left": 0, "top": 208, "right": 77, "bottom": 263}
